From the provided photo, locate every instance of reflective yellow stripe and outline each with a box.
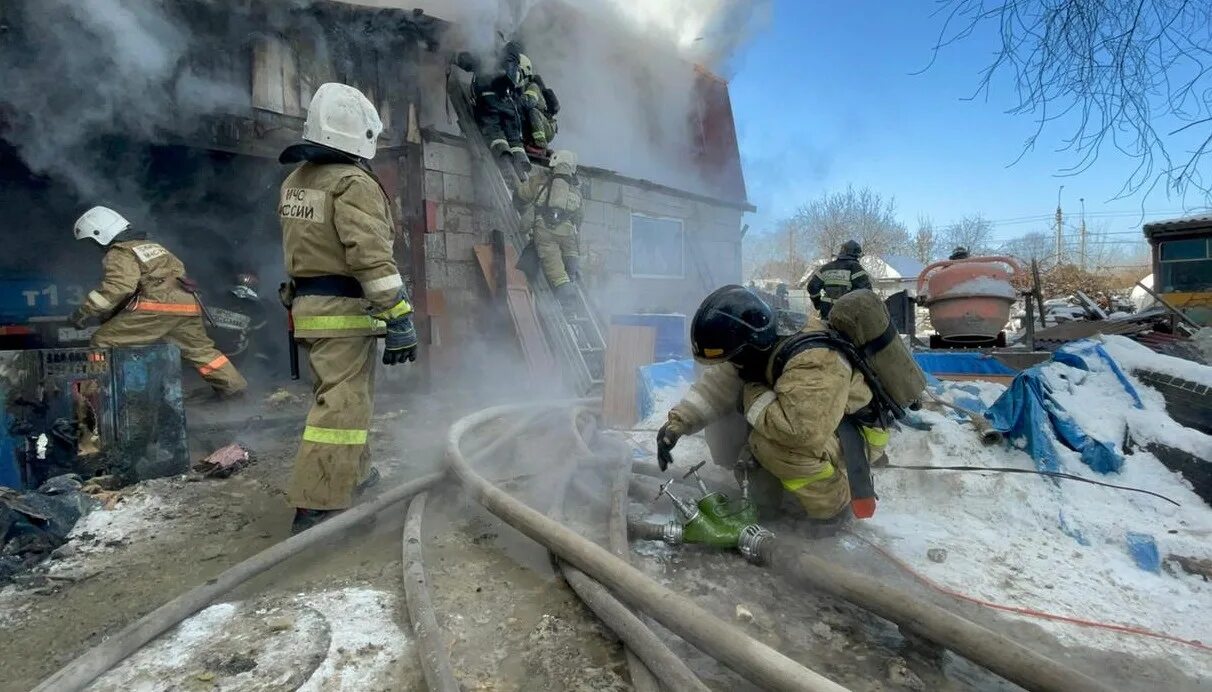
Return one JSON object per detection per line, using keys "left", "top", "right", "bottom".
{"left": 372, "top": 298, "right": 413, "bottom": 321}
{"left": 293, "top": 315, "right": 384, "bottom": 331}
{"left": 861, "top": 425, "right": 889, "bottom": 446}
{"left": 850, "top": 270, "right": 868, "bottom": 280}
{"left": 303, "top": 426, "right": 368, "bottom": 445}
{"left": 781, "top": 463, "right": 836, "bottom": 491}
{"left": 361, "top": 274, "right": 404, "bottom": 294}
{"left": 87, "top": 290, "right": 112, "bottom": 310}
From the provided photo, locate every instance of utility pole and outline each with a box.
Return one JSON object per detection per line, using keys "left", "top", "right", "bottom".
{"left": 787, "top": 224, "right": 796, "bottom": 284}
{"left": 1079, "top": 197, "right": 1087, "bottom": 270}
{"left": 1055, "top": 185, "right": 1065, "bottom": 265}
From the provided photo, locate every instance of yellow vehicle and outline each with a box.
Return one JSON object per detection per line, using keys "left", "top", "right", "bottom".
{"left": 1143, "top": 216, "right": 1212, "bottom": 326}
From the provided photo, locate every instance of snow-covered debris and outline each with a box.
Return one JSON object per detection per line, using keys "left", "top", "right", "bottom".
{"left": 1101, "top": 334, "right": 1212, "bottom": 387}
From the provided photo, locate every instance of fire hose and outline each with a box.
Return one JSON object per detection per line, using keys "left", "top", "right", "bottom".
{"left": 33, "top": 471, "right": 445, "bottom": 692}
{"left": 446, "top": 401, "right": 850, "bottom": 692}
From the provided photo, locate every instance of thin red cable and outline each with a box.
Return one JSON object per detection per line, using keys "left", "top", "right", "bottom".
{"left": 845, "top": 530, "right": 1212, "bottom": 653}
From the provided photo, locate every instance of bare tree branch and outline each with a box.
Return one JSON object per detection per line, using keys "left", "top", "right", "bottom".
{"left": 937, "top": 0, "right": 1212, "bottom": 201}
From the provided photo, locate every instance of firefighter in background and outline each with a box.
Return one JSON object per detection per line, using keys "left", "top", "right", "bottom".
{"left": 69, "top": 206, "right": 247, "bottom": 397}
{"left": 655, "top": 286, "right": 882, "bottom": 527}
{"left": 520, "top": 66, "right": 560, "bottom": 153}
{"left": 455, "top": 41, "right": 532, "bottom": 180}
{"left": 277, "top": 82, "right": 418, "bottom": 533}
{"left": 949, "top": 246, "right": 971, "bottom": 260}
{"left": 803, "top": 239, "right": 871, "bottom": 319}
{"left": 515, "top": 149, "right": 583, "bottom": 306}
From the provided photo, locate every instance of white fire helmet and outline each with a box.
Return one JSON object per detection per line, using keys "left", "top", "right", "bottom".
{"left": 73, "top": 206, "right": 131, "bottom": 246}
{"left": 549, "top": 149, "right": 577, "bottom": 173}
{"left": 302, "top": 83, "right": 383, "bottom": 160}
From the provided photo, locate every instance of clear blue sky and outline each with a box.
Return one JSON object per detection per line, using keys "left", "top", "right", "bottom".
{"left": 727, "top": 0, "right": 1208, "bottom": 249}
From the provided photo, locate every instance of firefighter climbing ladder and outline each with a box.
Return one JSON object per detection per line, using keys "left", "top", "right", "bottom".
{"left": 446, "top": 73, "right": 606, "bottom": 395}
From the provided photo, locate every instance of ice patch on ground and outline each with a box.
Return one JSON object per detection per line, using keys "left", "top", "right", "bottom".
{"left": 94, "top": 587, "right": 407, "bottom": 691}
{"left": 297, "top": 587, "right": 405, "bottom": 691}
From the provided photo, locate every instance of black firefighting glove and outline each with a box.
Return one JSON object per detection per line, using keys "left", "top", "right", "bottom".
{"left": 383, "top": 315, "right": 418, "bottom": 366}
{"left": 656, "top": 422, "right": 682, "bottom": 472}
{"left": 69, "top": 306, "right": 91, "bottom": 329}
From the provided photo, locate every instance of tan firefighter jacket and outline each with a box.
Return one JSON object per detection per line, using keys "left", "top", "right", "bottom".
{"left": 516, "top": 161, "right": 583, "bottom": 245}
{"left": 81, "top": 239, "right": 201, "bottom": 320}
{"left": 279, "top": 162, "right": 410, "bottom": 339}
{"left": 666, "top": 318, "right": 874, "bottom": 488}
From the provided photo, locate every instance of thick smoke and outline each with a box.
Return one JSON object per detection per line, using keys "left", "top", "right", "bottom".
{"left": 415, "top": 0, "right": 770, "bottom": 196}
{"left": 0, "top": 0, "right": 249, "bottom": 214}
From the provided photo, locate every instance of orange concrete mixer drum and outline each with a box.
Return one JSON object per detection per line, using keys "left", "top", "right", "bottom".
{"left": 917, "top": 255, "right": 1025, "bottom": 346}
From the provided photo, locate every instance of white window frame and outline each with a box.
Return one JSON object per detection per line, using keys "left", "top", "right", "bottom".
{"left": 629, "top": 213, "right": 685, "bottom": 279}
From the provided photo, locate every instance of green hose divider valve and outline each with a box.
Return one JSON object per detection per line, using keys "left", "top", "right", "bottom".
{"left": 650, "top": 462, "right": 772, "bottom": 562}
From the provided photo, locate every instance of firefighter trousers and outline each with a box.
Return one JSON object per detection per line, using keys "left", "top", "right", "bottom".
{"left": 92, "top": 311, "right": 247, "bottom": 395}
{"left": 288, "top": 335, "right": 377, "bottom": 510}
{"left": 703, "top": 410, "right": 850, "bottom": 520}
{"left": 475, "top": 91, "right": 524, "bottom": 155}
{"left": 534, "top": 227, "right": 577, "bottom": 288}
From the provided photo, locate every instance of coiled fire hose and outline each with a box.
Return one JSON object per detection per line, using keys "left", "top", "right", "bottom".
{"left": 446, "top": 401, "right": 850, "bottom": 692}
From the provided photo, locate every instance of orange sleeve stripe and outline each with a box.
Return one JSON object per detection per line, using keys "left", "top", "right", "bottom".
{"left": 133, "top": 301, "right": 201, "bottom": 315}
{"left": 198, "top": 354, "right": 231, "bottom": 375}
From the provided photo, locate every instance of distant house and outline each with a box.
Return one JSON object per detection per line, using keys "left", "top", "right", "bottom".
{"left": 798, "top": 254, "right": 925, "bottom": 297}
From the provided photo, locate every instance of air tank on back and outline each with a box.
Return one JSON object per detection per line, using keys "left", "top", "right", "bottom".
{"left": 916, "top": 255, "right": 1024, "bottom": 348}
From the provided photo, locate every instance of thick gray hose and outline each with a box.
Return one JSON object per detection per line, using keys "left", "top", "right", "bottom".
{"left": 34, "top": 471, "right": 446, "bottom": 692}
{"left": 402, "top": 492, "right": 460, "bottom": 692}
{"left": 447, "top": 402, "right": 850, "bottom": 692}
{"left": 763, "top": 538, "right": 1114, "bottom": 692}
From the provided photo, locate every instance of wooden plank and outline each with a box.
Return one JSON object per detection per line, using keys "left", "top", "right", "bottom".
{"left": 603, "top": 325, "right": 657, "bottom": 427}
{"left": 507, "top": 286, "right": 557, "bottom": 378}
{"left": 473, "top": 244, "right": 498, "bottom": 299}
{"left": 935, "top": 374, "right": 1016, "bottom": 386}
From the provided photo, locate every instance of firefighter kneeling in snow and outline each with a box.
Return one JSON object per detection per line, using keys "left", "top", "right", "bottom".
{"left": 515, "top": 149, "right": 583, "bottom": 307}
{"left": 656, "top": 286, "right": 925, "bottom": 528}
{"left": 70, "top": 206, "right": 247, "bottom": 397}
{"left": 278, "top": 82, "right": 418, "bottom": 533}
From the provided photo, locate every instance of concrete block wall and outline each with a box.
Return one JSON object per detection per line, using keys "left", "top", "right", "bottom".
{"left": 420, "top": 133, "right": 745, "bottom": 336}
{"left": 420, "top": 136, "right": 492, "bottom": 339}
{"left": 578, "top": 174, "right": 744, "bottom": 317}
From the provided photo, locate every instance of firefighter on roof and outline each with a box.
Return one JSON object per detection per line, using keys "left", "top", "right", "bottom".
{"left": 456, "top": 41, "right": 532, "bottom": 181}
{"left": 520, "top": 67, "right": 559, "bottom": 153}
{"left": 803, "top": 239, "right": 871, "bottom": 319}
{"left": 277, "top": 82, "right": 418, "bottom": 533}
{"left": 70, "top": 206, "right": 247, "bottom": 397}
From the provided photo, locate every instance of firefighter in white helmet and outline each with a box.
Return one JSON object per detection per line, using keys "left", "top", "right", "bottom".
{"left": 70, "top": 206, "right": 247, "bottom": 396}
{"left": 277, "top": 82, "right": 418, "bottom": 533}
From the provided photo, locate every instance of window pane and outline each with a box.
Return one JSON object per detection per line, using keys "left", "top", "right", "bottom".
{"left": 1158, "top": 259, "right": 1212, "bottom": 292}
{"left": 631, "top": 215, "right": 684, "bottom": 277}
{"left": 1159, "top": 238, "right": 1208, "bottom": 261}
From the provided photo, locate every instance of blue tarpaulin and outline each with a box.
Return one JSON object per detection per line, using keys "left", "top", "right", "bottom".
{"left": 985, "top": 340, "right": 1142, "bottom": 474}
{"left": 636, "top": 359, "right": 695, "bottom": 422}
{"left": 914, "top": 351, "right": 1019, "bottom": 377}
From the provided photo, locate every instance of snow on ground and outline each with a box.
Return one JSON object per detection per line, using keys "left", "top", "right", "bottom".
{"left": 868, "top": 370, "right": 1212, "bottom": 672}
{"left": 44, "top": 481, "right": 184, "bottom": 576}
{"left": 94, "top": 587, "right": 408, "bottom": 691}
{"left": 296, "top": 588, "right": 406, "bottom": 692}
{"left": 629, "top": 350, "right": 1212, "bottom": 673}
{"left": 1102, "top": 334, "right": 1212, "bottom": 387}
